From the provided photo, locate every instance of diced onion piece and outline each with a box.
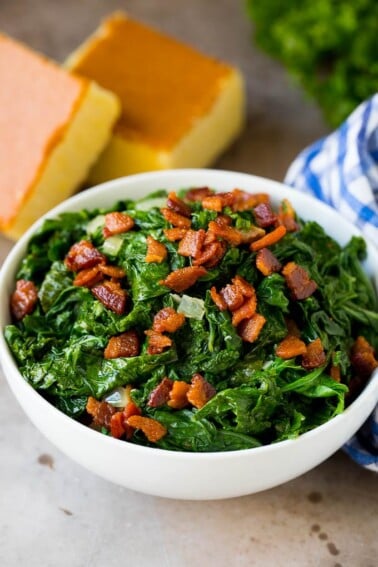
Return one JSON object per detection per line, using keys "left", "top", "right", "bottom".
{"left": 103, "top": 386, "right": 131, "bottom": 408}
{"left": 135, "top": 197, "right": 167, "bottom": 211}
{"left": 102, "top": 235, "right": 123, "bottom": 257}
{"left": 86, "top": 214, "right": 105, "bottom": 235}
{"left": 177, "top": 295, "right": 205, "bottom": 320}
{"left": 169, "top": 293, "right": 181, "bottom": 305}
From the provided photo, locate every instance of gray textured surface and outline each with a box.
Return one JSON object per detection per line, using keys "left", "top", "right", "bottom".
{"left": 0, "top": 2, "right": 377, "bottom": 566}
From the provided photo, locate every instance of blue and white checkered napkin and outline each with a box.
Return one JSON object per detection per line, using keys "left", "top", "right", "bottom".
{"left": 284, "top": 94, "right": 378, "bottom": 472}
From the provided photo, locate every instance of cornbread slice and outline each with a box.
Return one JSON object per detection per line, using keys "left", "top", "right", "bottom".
{"left": 66, "top": 12, "right": 246, "bottom": 183}
{"left": 0, "top": 34, "right": 120, "bottom": 240}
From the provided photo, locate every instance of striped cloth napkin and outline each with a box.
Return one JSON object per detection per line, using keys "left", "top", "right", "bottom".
{"left": 284, "top": 94, "right": 378, "bottom": 472}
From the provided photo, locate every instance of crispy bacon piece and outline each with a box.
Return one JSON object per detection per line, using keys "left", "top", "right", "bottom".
{"left": 278, "top": 199, "right": 299, "bottom": 232}
{"left": 161, "top": 207, "right": 191, "bottom": 228}
{"left": 86, "top": 397, "right": 116, "bottom": 428}
{"left": 193, "top": 240, "right": 226, "bottom": 268}
{"left": 104, "top": 330, "right": 140, "bottom": 359}
{"left": 329, "top": 365, "right": 341, "bottom": 382}
{"left": 231, "top": 189, "right": 270, "bottom": 212}
{"left": 302, "top": 338, "right": 326, "bottom": 369}
{"left": 122, "top": 400, "right": 143, "bottom": 439}
{"left": 160, "top": 266, "right": 207, "bottom": 292}
{"left": 152, "top": 307, "right": 185, "bottom": 333}
{"left": 98, "top": 264, "right": 126, "bottom": 278}
{"left": 250, "top": 225, "right": 287, "bottom": 252}
{"left": 208, "top": 220, "right": 242, "bottom": 246}
{"left": 350, "top": 336, "right": 378, "bottom": 378}
{"left": 91, "top": 280, "right": 127, "bottom": 314}
{"left": 201, "top": 195, "right": 224, "bottom": 212}
{"left": 256, "top": 248, "right": 282, "bottom": 276}
{"left": 168, "top": 381, "right": 191, "bottom": 409}
{"left": 177, "top": 229, "right": 206, "bottom": 258}
{"left": 147, "top": 377, "right": 174, "bottom": 407}
{"left": 103, "top": 212, "right": 135, "bottom": 238}
{"left": 238, "top": 313, "right": 266, "bottom": 343}
{"left": 145, "top": 330, "right": 173, "bottom": 355}
{"left": 73, "top": 266, "right": 103, "bottom": 288}
{"left": 210, "top": 286, "right": 227, "bottom": 311}
{"left": 232, "top": 275, "right": 255, "bottom": 298}
{"left": 282, "top": 262, "right": 317, "bottom": 300}
{"left": 220, "top": 284, "right": 244, "bottom": 311}
{"left": 187, "top": 374, "right": 216, "bottom": 409}
{"left": 285, "top": 318, "right": 301, "bottom": 338}
{"left": 276, "top": 335, "right": 307, "bottom": 359}
{"left": 253, "top": 203, "right": 277, "bottom": 228}
{"left": 10, "top": 279, "right": 38, "bottom": 320}
{"left": 145, "top": 236, "right": 168, "bottom": 264}
{"left": 167, "top": 192, "right": 192, "bottom": 217}
{"left": 163, "top": 228, "right": 188, "bottom": 242}
{"left": 185, "top": 187, "right": 214, "bottom": 202}
{"left": 231, "top": 296, "right": 257, "bottom": 327}
{"left": 65, "top": 240, "right": 105, "bottom": 272}
{"left": 126, "top": 415, "right": 167, "bottom": 442}
{"left": 110, "top": 412, "right": 126, "bottom": 439}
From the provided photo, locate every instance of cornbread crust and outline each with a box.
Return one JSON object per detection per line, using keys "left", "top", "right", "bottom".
{"left": 66, "top": 12, "right": 246, "bottom": 182}
{"left": 0, "top": 34, "right": 120, "bottom": 239}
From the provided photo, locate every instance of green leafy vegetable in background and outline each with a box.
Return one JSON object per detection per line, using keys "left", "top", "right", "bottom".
{"left": 246, "top": 0, "right": 378, "bottom": 126}
{"left": 4, "top": 188, "right": 378, "bottom": 452}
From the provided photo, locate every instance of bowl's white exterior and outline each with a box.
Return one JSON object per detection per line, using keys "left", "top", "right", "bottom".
{"left": 1, "top": 169, "right": 377, "bottom": 500}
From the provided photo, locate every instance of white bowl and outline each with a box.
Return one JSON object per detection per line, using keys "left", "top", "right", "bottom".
{"left": 1, "top": 169, "right": 377, "bottom": 500}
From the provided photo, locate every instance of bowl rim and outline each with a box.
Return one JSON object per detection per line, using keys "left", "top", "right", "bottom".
{"left": 1, "top": 168, "right": 377, "bottom": 461}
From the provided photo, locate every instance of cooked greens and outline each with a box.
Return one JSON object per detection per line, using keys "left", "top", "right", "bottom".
{"left": 5, "top": 188, "right": 378, "bottom": 452}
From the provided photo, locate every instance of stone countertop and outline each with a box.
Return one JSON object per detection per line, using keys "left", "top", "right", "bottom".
{"left": 0, "top": 2, "right": 377, "bottom": 566}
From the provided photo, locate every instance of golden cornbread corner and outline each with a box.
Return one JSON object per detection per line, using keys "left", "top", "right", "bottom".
{"left": 65, "top": 12, "right": 246, "bottom": 183}
{"left": 0, "top": 33, "right": 120, "bottom": 240}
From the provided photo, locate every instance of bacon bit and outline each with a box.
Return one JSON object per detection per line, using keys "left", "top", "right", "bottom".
{"left": 276, "top": 335, "right": 307, "bottom": 359}
{"left": 163, "top": 227, "right": 188, "bottom": 241}
{"left": 145, "top": 235, "right": 168, "bottom": 264}
{"left": 232, "top": 275, "right": 255, "bottom": 298}
{"left": 256, "top": 248, "right": 282, "bottom": 276}
{"left": 302, "top": 338, "right": 326, "bottom": 369}
{"left": 278, "top": 199, "right": 299, "bottom": 232}
{"left": 110, "top": 412, "right": 126, "bottom": 439}
{"left": 204, "top": 231, "right": 217, "bottom": 245}
{"left": 193, "top": 240, "right": 226, "bottom": 268}
{"left": 350, "top": 336, "right": 378, "bottom": 378}
{"left": 152, "top": 307, "right": 186, "bottom": 333}
{"left": 208, "top": 220, "right": 242, "bottom": 246}
{"left": 239, "top": 227, "right": 266, "bottom": 244}
{"left": 160, "top": 266, "right": 207, "bottom": 292}
{"left": 147, "top": 377, "right": 174, "bottom": 407}
{"left": 161, "top": 207, "right": 191, "bottom": 228}
{"left": 253, "top": 203, "right": 277, "bottom": 228}
{"left": 167, "top": 191, "right": 192, "bottom": 218}
{"left": 185, "top": 187, "right": 214, "bottom": 201}
{"left": 231, "top": 296, "right": 257, "bottom": 327}
{"left": 231, "top": 189, "right": 270, "bottom": 212}
{"left": 202, "top": 195, "right": 224, "bottom": 212}
{"left": 329, "top": 365, "right": 341, "bottom": 382}
{"left": 104, "top": 330, "right": 140, "bottom": 359}
{"left": 103, "top": 212, "right": 135, "bottom": 238}
{"left": 250, "top": 225, "right": 287, "bottom": 252}
{"left": 126, "top": 415, "right": 167, "bottom": 442}
{"left": 65, "top": 240, "right": 105, "bottom": 272}
{"left": 238, "top": 313, "right": 266, "bottom": 343}
{"left": 282, "top": 262, "right": 317, "bottom": 300}
{"left": 168, "top": 381, "right": 191, "bottom": 409}
{"left": 187, "top": 374, "right": 216, "bottom": 409}
{"left": 220, "top": 284, "right": 244, "bottom": 311}
{"left": 210, "top": 286, "right": 227, "bottom": 311}
{"left": 123, "top": 400, "right": 142, "bottom": 420}
{"left": 177, "top": 229, "right": 206, "bottom": 258}
{"left": 10, "top": 279, "right": 38, "bottom": 320}
{"left": 98, "top": 264, "right": 126, "bottom": 279}
{"left": 216, "top": 214, "right": 233, "bottom": 226}
{"left": 91, "top": 280, "right": 128, "bottom": 314}
{"left": 73, "top": 266, "right": 103, "bottom": 288}
{"left": 86, "top": 397, "right": 116, "bottom": 428}
{"left": 145, "top": 330, "right": 173, "bottom": 355}
{"left": 285, "top": 318, "right": 301, "bottom": 338}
